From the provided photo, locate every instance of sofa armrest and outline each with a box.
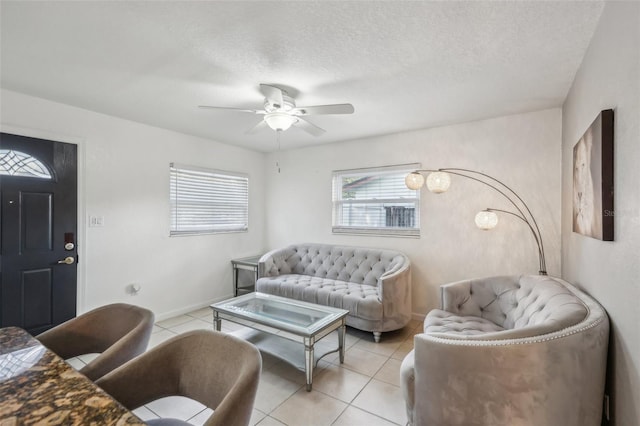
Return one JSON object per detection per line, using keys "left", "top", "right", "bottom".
{"left": 258, "top": 247, "right": 296, "bottom": 278}
{"left": 378, "top": 254, "right": 412, "bottom": 329}
{"left": 411, "top": 309, "right": 609, "bottom": 426}
{"left": 257, "top": 251, "right": 276, "bottom": 279}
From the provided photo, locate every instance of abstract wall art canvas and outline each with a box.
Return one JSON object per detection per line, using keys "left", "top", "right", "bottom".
{"left": 573, "top": 109, "right": 614, "bottom": 241}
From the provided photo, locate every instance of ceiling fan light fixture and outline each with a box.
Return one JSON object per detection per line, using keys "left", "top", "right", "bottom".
{"left": 199, "top": 83, "right": 353, "bottom": 136}
{"left": 264, "top": 112, "right": 298, "bottom": 131}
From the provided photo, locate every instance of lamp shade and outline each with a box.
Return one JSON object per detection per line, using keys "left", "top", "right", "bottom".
{"left": 475, "top": 210, "right": 499, "bottom": 230}
{"left": 405, "top": 172, "right": 425, "bottom": 190}
{"left": 264, "top": 112, "right": 297, "bottom": 131}
{"left": 426, "top": 171, "right": 451, "bottom": 193}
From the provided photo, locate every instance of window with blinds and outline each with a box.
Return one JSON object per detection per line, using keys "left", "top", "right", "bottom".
{"left": 332, "top": 164, "right": 420, "bottom": 237}
{"left": 169, "top": 163, "right": 249, "bottom": 236}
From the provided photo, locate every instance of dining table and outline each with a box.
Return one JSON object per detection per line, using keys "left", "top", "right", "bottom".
{"left": 0, "top": 326, "right": 145, "bottom": 425}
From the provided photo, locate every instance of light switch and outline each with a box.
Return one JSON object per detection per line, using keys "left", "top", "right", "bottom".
{"left": 89, "top": 216, "right": 104, "bottom": 227}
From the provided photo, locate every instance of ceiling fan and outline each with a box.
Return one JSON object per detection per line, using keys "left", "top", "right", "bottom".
{"left": 198, "top": 84, "right": 355, "bottom": 136}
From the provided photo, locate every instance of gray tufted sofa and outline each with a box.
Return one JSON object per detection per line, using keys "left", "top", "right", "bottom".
{"left": 400, "top": 275, "right": 609, "bottom": 426}
{"left": 256, "top": 243, "right": 411, "bottom": 342}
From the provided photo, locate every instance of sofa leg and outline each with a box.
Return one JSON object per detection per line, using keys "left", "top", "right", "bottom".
{"left": 373, "top": 331, "right": 381, "bottom": 343}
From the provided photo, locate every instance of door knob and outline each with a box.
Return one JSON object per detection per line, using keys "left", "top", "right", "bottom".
{"left": 57, "top": 256, "right": 75, "bottom": 265}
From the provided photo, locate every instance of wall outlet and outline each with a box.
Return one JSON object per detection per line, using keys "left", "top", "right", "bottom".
{"left": 126, "top": 283, "right": 141, "bottom": 295}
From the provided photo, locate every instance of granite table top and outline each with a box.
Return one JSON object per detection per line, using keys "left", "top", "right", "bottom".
{"left": 0, "top": 326, "right": 146, "bottom": 425}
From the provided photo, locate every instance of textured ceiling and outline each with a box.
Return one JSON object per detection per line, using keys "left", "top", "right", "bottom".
{"left": 1, "top": 1, "right": 604, "bottom": 152}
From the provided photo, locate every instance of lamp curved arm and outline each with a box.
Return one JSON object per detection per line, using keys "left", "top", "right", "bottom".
{"left": 414, "top": 168, "right": 547, "bottom": 275}
{"left": 485, "top": 208, "right": 546, "bottom": 275}
{"left": 441, "top": 168, "right": 545, "bottom": 258}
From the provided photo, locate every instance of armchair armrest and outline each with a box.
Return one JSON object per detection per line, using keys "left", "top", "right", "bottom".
{"left": 440, "top": 279, "right": 473, "bottom": 312}
{"left": 440, "top": 275, "right": 525, "bottom": 316}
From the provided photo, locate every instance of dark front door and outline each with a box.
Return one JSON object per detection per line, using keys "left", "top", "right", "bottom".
{"left": 0, "top": 132, "right": 78, "bottom": 334}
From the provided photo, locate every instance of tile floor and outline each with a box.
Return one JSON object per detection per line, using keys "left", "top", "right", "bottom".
{"left": 68, "top": 307, "right": 421, "bottom": 426}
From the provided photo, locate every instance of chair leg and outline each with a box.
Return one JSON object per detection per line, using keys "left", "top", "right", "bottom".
{"left": 373, "top": 331, "right": 381, "bottom": 343}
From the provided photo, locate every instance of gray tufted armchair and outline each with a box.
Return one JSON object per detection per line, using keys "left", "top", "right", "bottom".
{"left": 400, "top": 275, "right": 609, "bottom": 426}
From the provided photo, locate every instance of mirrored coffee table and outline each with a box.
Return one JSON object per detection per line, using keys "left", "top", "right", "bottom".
{"left": 211, "top": 292, "right": 349, "bottom": 391}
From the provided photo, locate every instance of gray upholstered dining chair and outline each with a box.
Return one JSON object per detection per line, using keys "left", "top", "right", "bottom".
{"left": 96, "top": 330, "right": 262, "bottom": 426}
{"left": 36, "top": 303, "right": 155, "bottom": 381}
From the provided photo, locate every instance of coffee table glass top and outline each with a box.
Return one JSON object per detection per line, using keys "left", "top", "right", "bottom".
{"left": 211, "top": 292, "right": 348, "bottom": 336}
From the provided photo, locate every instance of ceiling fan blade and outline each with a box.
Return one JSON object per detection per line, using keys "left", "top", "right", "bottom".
{"left": 292, "top": 103, "right": 354, "bottom": 116}
{"left": 198, "top": 105, "right": 264, "bottom": 114}
{"left": 245, "top": 119, "right": 268, "bottom": 135}
{"left": 259, "top": 84, "right": 285, "bottom": 108}
{"left": 296, "top": 117, "right": 326, "bottom": 137}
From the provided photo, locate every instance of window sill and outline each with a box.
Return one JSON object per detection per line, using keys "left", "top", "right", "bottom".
{"left": 332, "top": 226, "right": 420, "bottom": 238}
{"left": 170, "top": 228, "right": 248, "bottom": 237}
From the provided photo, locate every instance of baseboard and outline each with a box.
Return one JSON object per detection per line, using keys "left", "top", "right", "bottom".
{"left": 154, "top": 293, "right": 234, "bottom": 322}
{"left": 411, "top": 312, "right": 426, "bottom": 322}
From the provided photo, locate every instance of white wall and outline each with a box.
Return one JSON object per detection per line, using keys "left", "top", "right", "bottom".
{"left": 561, "top": 2, "right": 640, "bottom": 425}
{"left": 264, "top": 108, "right": 562, "bottom": 315}
{"left": 1, "top": 89, "right": 266, "bottom": 320}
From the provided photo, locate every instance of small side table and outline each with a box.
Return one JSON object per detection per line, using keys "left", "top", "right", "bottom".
{"left": 231, "top": 255, "right": 263, "bottom": 296}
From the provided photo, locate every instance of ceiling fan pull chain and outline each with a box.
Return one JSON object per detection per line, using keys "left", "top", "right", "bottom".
{"left": 276, "top": 130, "right": 281, "bottom": 173}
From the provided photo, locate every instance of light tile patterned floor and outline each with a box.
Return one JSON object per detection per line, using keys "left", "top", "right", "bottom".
{"left": 70, "top": 307, "right": 420, "bottom": 426}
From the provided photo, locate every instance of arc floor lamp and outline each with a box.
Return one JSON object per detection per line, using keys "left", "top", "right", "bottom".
{"left": 405, "top": 168, "right": 547, "bottom": 275}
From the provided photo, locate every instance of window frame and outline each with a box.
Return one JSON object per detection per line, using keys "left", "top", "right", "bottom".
{"left": 169, "top": 163, "right": 249, "bottom": 236}
{"left": 331, "top": 163, "right": 421, "bottom": 237}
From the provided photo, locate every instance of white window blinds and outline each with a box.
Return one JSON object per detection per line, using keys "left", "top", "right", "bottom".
{"left": 170, "top": 163, "right": 249, "bottom": 235}
{"left": 332, "top": 164, "right": 420, "bottom": 237}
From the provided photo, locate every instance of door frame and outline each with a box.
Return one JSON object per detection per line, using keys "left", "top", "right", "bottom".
{"left": 1, "top": 123, "right": 87, "bottom": 314}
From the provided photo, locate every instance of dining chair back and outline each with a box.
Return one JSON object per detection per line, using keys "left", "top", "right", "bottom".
{"left": 96, "top": 330, "right": 262, "bottom": 426}
{"left": 36, "top": 303, "right": 155, "bottom": 381}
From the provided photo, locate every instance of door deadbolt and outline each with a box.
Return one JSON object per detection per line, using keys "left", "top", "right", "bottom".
{"left": 57, "top": 256, "right": 75, "bottom": 265}
{"left": 65, "top": 242, "right": 75, "bottom": 250}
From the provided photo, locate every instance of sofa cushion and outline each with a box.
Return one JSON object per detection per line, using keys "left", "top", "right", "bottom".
{"left": 256, "top": 274, "right": 383, "bottom": 321}
{"left": 423, "top": 309, "right": 505, "bottom": 335}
